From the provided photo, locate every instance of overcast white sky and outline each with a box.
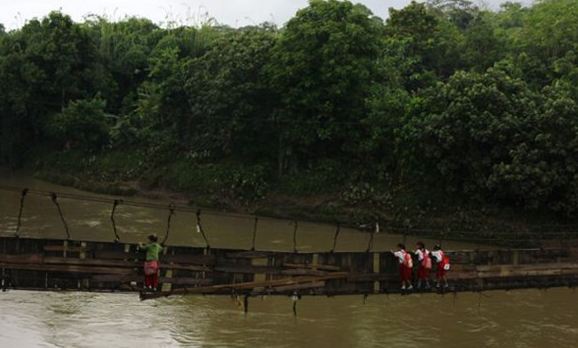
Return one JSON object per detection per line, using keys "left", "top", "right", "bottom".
{"left": 1, "top": 0, "right": 534, "bottom": 30}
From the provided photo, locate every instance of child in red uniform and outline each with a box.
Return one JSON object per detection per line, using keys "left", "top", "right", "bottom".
{"left": 393, "top": 243, "right": 413, "bottom": 291}
{"left": 415, "top": 241, "right": 432, "bottom": 289}
{"left": 431, "top": 244, "right": 449, "bottom": 289}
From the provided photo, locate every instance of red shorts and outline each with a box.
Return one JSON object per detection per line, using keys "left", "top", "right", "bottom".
{"left": 436, "top": 264, "right": 446, "bottom": 278}
{"left": 144, "top": 260, "right": 159, "bottom": 276}
{"left": 418, "top": 266, "right": 430, "bottom": 280}
{"left": 399, "top": 265, "right": 412, "bottom": 282}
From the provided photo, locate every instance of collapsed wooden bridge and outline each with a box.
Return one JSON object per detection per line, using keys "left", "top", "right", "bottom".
{"left": 1, "top": 236, "right": 578, "bottom": 301}
{"left": 2, "top": 185, "right": 578, "bottom": 302}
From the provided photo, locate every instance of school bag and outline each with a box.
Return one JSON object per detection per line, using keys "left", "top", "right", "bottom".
{"left": 422, "top": 251, "right": 432, "bottom": 269}
{"left": 442, "top": 253, "right": 450, "bottom": 271}
{"left": 403, "top": 252, "right": 413, "bottom": 268}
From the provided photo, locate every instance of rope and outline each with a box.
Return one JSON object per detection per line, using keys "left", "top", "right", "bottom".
{"left": 110, "top": 199, "right": 122, "bottom": 242}
{"left": 162, "top": 203, "right": 175, "bottom": 245}
{"left": 251, "top": 217, "right": 258, "bottom": 251}
{"left": 330, "top": 223, "right": 341, "bottom": 253}
{"left": 366, "top": 230, "right": 375, "bottom": 253}
{"left": 292, "top": 221, "right": 298, "bottom": 253}
{"left": 14, "top": 188, "right": 28, "bottom": 237}
{"left": 0, "top": 184, "right": 576, "bottom": 245}
{"left": 50, "top": 192, "right": 70, "bottom": 240}
{"left": 195, "top": 210, "right": 210, "bottom": 250}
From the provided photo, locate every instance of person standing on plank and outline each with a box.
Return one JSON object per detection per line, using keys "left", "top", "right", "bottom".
{"left": 393, "top": 243, "right": 413, "bottom": 291}
{"left": 139, "top": 234, "right": 163, "bottom": 291}
{"left": 431, "top": 244, "right": 450, "bottom": 289}
{"left": 415, "top": 241, "right": 432, "bottom": 289}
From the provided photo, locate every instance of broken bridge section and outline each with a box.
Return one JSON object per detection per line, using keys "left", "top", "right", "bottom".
{"left": 0, "top": 236, "right": 577, "bottom": 300}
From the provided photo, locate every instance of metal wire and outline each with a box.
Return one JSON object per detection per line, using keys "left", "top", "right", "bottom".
{"left": 110, "top": 199, "right": 121, "bottom": 242}
{"left": 14, "top": 188, "right": 28, "bottom": 237}
{"left": 50, "top": 192, "right": 70, "bottom": 240}
{"left": 161, "top": 203, "right": 175, "bottom": 245}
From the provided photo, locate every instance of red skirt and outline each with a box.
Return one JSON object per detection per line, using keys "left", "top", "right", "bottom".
{"left": 144, "top": 260, "right": 159, "bottom": 276}
{"left": 399, "top": 265, "right": 412, "bottom": 282}
{"left": 436, "top": 264, "right": 446, "bottom": 278}
{"left": 417, "top": 266, "right": 430, "bottom": 280}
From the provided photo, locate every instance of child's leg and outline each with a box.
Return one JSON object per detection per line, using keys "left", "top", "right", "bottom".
{"left": 144, "top": 275, "right": 151, "bottom": 288}
{"left": 152, "top": 272, "right": 159, "bottom": 289}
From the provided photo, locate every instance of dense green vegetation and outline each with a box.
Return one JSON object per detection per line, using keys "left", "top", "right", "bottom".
{"left": 2, "top": 0, "right": 578, "bottom": 222}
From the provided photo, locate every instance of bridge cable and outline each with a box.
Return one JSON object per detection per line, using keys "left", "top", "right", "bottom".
{"left": 366, "top": 230, "right": 375, "bottom": 253}
{"left": 14, "top": 188, "right": 28, "bottom": 238}
{"left": 50, "top": 192, "right": 70, "bottom": 240}
{"left": 195, "top": 210, "right": 211, "bottom": 251}
{"left": 162, "top": 203, "right": 175, "bottom": 245}
{"left": 110, "top": 199, "right": 122, "bottom": 242}
{"left": 251, "top": 217, "right": 258, "bottom": 251}
{"left": 330, "top": 223, "right": 340, "bottom": 253}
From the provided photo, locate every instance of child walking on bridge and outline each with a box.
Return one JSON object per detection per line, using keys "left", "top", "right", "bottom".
{"left": 139, "top": 234, "right": 163, "bottom": 291}
{"left": 394, "top": 244, "right": 413, "bottom": 291}
{"left": 431, "top": 244, "right": 450, "bottom": 289}
{"left": 415, "top": 241, "right": 432, "bottom": 289}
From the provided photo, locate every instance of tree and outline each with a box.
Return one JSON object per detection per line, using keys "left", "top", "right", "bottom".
{"left": 269, "top": 0, "right": 383, "bottom": 175}
{"left": 48, "top": 97, "right": 109, "bottom": 150}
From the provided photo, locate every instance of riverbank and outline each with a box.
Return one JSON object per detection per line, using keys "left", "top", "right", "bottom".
{"left": 17, "top": 149, "right": 576, "bottom": 246}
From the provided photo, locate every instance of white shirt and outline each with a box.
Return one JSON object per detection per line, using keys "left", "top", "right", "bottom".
{"left": 393, "top": 250, "right": 406, "bottom": 264}
{"left": 431, "top": 250, "right": 443, "bottom": 262}
{"left": 415, "top": 249, "right": 429, "bottom": 261}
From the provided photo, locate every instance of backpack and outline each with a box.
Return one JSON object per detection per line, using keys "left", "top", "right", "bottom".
{"left": 422, "top": 251, "right": 432, "bottom": 270}
{"left": 442, "top": 254, "right": 451, "bottom": 271}
{"left": 403, "top": 252, "right": 413, "bottom": 268}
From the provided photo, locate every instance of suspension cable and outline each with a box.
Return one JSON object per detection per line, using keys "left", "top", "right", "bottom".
{"left": 196, "top": 210, "right": 210, "bottom": 250}
{"left": 14, "top": 188, "right": 28, "bottom": 238}
{"left": 162, "top": 203, "right": 175, "bottom": 245}
{"left": 50, "top": 192, "right": 70, "bottom": 240}
{"left": 330, "top": 223, "right": 340, "bottom": 253}
{"left": 110, "top": 199, "right": 121, "bottom": 242}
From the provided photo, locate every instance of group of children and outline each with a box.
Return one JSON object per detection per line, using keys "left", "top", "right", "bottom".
{"left": 393, "top": 242, "right": 450, "bottom": 291}
{"left": 137, "top": 234, "right": 450, "bottom": 293}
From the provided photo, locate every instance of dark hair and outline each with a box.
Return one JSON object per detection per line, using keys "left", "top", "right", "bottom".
{"left": 433, "top": 244, "right": 441, "bottom": 251}
{"left": 416, "top": 241, "right": 425, "bottom": 249}
{"left": 148, "top": 234, "right": 158, "bottom": 242}
{"left": 397, "top": 243, "right": 406, "bottom": 250}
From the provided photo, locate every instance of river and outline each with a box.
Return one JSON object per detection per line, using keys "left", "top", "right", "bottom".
{"left": 0, "top": 172, "right": 577, "bottom": 347}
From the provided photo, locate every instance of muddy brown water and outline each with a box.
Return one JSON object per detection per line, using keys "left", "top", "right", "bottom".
{"left": 1, "top": 172, "right": 577, "bottom": 347}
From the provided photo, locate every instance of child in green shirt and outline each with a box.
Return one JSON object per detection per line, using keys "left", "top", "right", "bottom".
{"left": 139, "top": 234, "right": 163, "bottom": 290}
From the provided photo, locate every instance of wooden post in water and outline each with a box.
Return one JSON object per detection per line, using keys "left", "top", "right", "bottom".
{"left": 373, "top": 252, "right": 380, "bottom": 293}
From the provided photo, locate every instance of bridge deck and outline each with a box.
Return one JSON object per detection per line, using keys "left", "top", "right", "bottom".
{"left": 1, "top": 236, "right": 578, "bottom": 301}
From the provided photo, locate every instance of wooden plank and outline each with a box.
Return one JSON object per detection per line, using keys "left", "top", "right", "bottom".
{"left": 43, "top": 257, "right": 139, "bottom": 268}
{"left": 266, "top": 281, "right": 326, "bottom": 293}
{"left": 226, "top": 251, "right": 273, "bottom": 259}
{"left": 283, "top": 263, "right": 341, "bottom": 271}
{"left": 0, "top": 263, "right": 133, "bottom": 275}
{"left": 214, "top": 265, "right": 280, "bottom": 274}
{"left": 161, "top": 264, "right": 212, "bottom": 272}
{"left": 0, "top": 254, "right": 44, "bottom": 264}
{"left": 90, "top": 274, "right": 213, "bottom": 286}
{"left": 44, "top": 245, "right": 88, "bottom": 253}
{"left": 162, "top": 254, "right": 216, "bottom": 265}
{"left": 93, "top": 251, "right": 141, "bottom": 260}
{"left": 280, "top": 269, "right": 328, "bottom": 276}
